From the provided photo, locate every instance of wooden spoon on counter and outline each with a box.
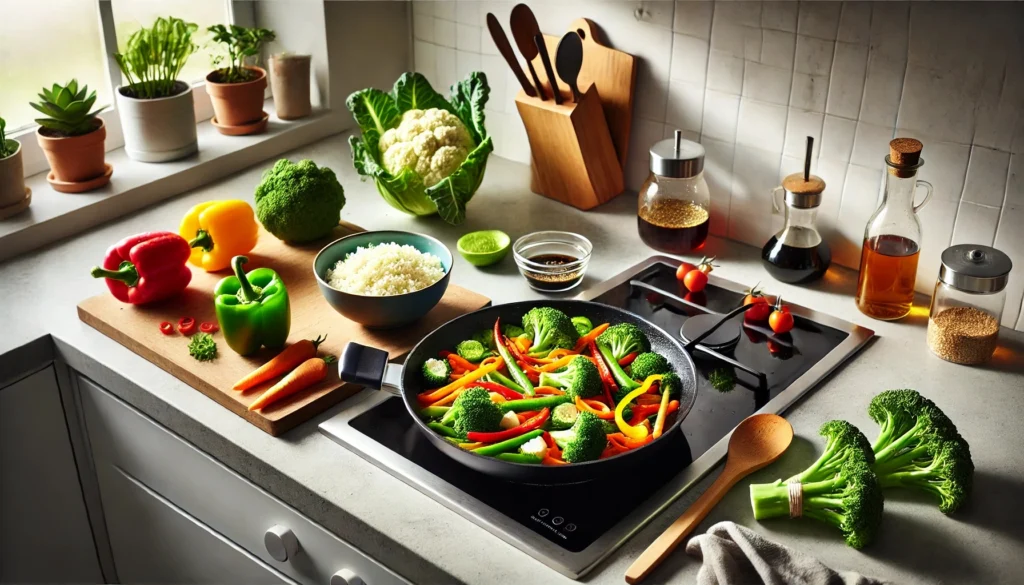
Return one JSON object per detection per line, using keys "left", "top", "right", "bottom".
{"left": 624, "top": 413, "right": 794, "bottom": 584}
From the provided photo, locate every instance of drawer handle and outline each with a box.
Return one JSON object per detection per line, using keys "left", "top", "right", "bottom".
{"left": 331, "top": 569, "right": 365, "bottom": 585}
{"left": 264, "top": 525, "right": 300, "bottom": 562}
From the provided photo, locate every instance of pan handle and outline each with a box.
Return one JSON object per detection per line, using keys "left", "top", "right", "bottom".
{"left": 339, "top": 342, "right": 402, "bottom": 397}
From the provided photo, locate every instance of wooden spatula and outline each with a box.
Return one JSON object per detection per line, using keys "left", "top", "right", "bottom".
{"left": 624, "top": 413, "right": 794, "bottom": 584}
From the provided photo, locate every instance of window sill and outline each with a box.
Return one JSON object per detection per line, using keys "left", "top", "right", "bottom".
{"left": 0, "top": 100, "right": 346, "bottom": 264}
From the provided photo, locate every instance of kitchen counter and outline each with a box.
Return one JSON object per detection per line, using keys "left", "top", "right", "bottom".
{"left": 3, "top": 132, "right": 1023, "bottom": 585}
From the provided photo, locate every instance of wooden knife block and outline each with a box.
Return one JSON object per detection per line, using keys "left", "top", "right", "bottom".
{"left": 515, "top": 85, "right": 623, "bottom": 210}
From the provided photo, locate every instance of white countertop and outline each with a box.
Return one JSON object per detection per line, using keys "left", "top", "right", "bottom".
{"left": 3, "top": 132, "right": 1023, "bottom": 585}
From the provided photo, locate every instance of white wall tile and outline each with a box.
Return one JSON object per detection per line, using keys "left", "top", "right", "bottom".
{"left": 869, "top": 2, "right": 910, "bottom": 62}
{"left": 742, "top": 62, "right": 791, "bottom": 105}
{"left": 760, "top": 30, "right": 795, "bottom": 70}
{"left": 707, "top": 50, "right": 744, "bottom": 94}
{"left": 974, "top": 78, "right": 1024, "bottom": 153}
{"left": 436, "top": 46, "right": 456, "bottom": 91}
{"left": 795, "top": 35, "right": 834, "bottom": 77}
{"left": 820, "top": 115, "right": 857, "bottom": 163}
{"left": 995, "top": 197, "right": 1024, "bottom": 327}
{"left": 480, "top": 55, "right": 506, "bottom": 114}
{"left": 455, "top": 50, "right": 481, "bottom": 79}
{"left": 897, "top": 64, "right": 975, "bottom": 144}
{"left": 629, "top": 27, "right": 675, "bottom": 122}
{"left": 711, "top": 19, "right": 746, "bottom": 58}
{"left": 666, "top": 81, "right": 705, "bottom": 134}
{"left": 790, "top": 72, "right": 828, "bottom": 113}
{"left": 454, "top": 0, "right": 479, "bottom": 25}
{"left": 826, "top": 42, "right": 868, "bottom": 119}
{"left": 784, "top": 109, "right": 823, "bottom": 160}
{"left": 455, "top": 23, "right": 480, "bottom": 52}
{"left": 674, "top": 0, "right": 714, "bottom": 40}
{"left": 815, "top": 157, "right": 847, "bottom": 242}
{"left": 1007, "top": 154, "right": 1023, "bottom": 207}
{"left": 414, "top": 41, "right": 437, "bottom": 82}
{"left": 962, "top": 146, "right": 1011, "bottom": 208}
{"left": 913, "top": 140, "right": 970, "bottom": 203}
{"left": 412, "top": 0, "right": 433, "bottom": 17}
{"left": 914, "top": 198, "right": 958, "bottom": 292}
{"left": 434, "top": 1, "right": 456, "bottom": 22}
{"left": 435, "top": 17, "right": 456, "bottom": 48}
{"left": 414, "top": 14, "right": 435, "bottom": 43}
{"left": 716, "top": 2, "right": 762, "bottom": 28}
{"left": 730, "top": 144, "right": 782, "bottom": 247}
{"left": 835, "top": 164, "right": 883, "bottom": 268}
{"left": 671, "top": 34, "right": 710, "bottom": 85}
{"left": 702, "top": 89, "right": 740, "bottom": 142}
{"left": 761, "top": 1, "right": 798, "bottom": 33}
{"left": 625, "top": 118, "right": 668, "bottom": 192}
{"left": 704, "top": 137, "right": 736, "bottom": 236}
{"left": 859, "top": 55, "right": 905, "bottom": 127}
{"left": 850, "top": 121, "right": 895, "bottom": 170}
{"left": 736, "top": 98, "right": 787, "bottom": 152}
{"left": 837, "top": 2, "right": 871, "bottom": 45}
{"left": 951, "top": 201, "right": 1001, "bottom": 247}
{"left": 797, "top": 2, "right": 841, "bottom": 41}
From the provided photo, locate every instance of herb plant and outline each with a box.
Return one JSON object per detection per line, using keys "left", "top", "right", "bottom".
{"left": 207, "top": 24, "right": 275, "bottom": 83}
{"left": 0, "top": 117, "right": 17, "bottom": 159}
{"left": 29, "top": 80, "right": 102, "bottom": 136}
{"left": 115, "top": 16, "right": 199, "bottom": 100}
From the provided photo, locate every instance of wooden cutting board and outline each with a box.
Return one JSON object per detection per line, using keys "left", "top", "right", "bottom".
{"left": 78, "top": 220, "right": 490, "bottom": 436}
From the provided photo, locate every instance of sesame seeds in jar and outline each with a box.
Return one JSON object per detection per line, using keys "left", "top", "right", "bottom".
{"left": 927, "top": 307, "right": 1000, "bottom": 365}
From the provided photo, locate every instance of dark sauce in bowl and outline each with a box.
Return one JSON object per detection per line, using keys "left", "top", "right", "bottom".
{"left": 524, "top": 253, "right": 584, "bottom": 291}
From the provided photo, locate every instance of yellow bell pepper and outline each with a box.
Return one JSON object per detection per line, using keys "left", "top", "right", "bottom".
{"left": 179, "top": 200, "right": 259, "bottom": 272}
{"left": 614, "top": 374, "right": 663, "bottom": 440}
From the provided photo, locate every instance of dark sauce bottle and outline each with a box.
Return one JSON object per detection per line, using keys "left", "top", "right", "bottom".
{"left": 762, "top": 236, "right": 831, "bottom": 283}
{"left": 762, "top": 170, "right": 830, "bottom": 284}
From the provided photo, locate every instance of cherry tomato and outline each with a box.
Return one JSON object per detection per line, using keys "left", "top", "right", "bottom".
{"left": 159, "top": 322, "right": 175, "bottom": 335}
{"left": 177, "top": 316, "right": 197, "bottom": 336}
{"left": 769, "top": 306, "right": 794, "bottom": 334}
{"left": 744, "top": 298, "right": 772, "bottom": 322}
{"left": 675, "top": 261, "right": 697, "bottom": 281}
{"left": 199, "top": 322, "right": 219, "bottom": 334}
{"left": 683, "top": 269, "right": 708, "bottom": 292}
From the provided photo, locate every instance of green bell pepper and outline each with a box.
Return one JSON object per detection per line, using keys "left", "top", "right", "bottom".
{"left": 214, "top": 256, "right": 290, "bottom": 356}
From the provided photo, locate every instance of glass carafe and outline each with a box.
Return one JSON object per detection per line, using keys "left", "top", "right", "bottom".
{"left": 855, "top": 139, "right": 933, "bottom": 320}
{"left": 762, "top": 174, "right": 831, "bottom": 284}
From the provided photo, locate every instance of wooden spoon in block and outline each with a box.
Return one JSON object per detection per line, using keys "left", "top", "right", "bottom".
{"left": 624, "top": 413, "right": 794, "bottom": 584}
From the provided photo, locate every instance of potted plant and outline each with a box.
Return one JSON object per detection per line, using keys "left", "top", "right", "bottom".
{"left": 269, "top": 52, "right": 312, "bottom": 120}
{"left": 206, "top": 25, "right": 276, "bottom": 135}
{"left": 114, "top": 16, "right": 199, "bottom": 162}
{"left": 0, "top": 117, "right": 29, "bottom": 217}
{"left": 31, "top": 80, "right": 111, "bottom": 193}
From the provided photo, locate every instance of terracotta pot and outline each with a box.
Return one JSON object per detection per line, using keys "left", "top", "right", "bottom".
{"left": 117, "top": 81, "right": 197, "bottom": 163}
{"left": 0, "top": 140, "right": 26, "bottom": 208}
{"left": 36, "top": 118, "right": 106, "bottom": 184}
{"left": 207, "top": 66, "right": 268, "bottom": 133}
{"left": 269, "top": 54, "right": 312, "bottom": 120}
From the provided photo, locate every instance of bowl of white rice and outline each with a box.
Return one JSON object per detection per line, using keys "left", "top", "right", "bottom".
{"left": 314, "top": 231, "right": 452, "bottom": 328}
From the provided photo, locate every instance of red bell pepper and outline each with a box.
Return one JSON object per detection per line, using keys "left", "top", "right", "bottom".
{"left": 472, "top": 380, "right": 524, "bottom": 401}
{"left": 466, "top": 408, "right": 549, "bottom": 443}
{"left": 90, "top": 232, "right": 192, "bottom": 305}
{"left": 618, "top": 352, "right": 639, "bottom": 367}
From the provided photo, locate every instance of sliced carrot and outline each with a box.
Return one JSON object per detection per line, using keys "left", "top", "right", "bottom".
{"left": 233, "top": 335, "right": 326, "bottom": 391}
{"left": 416, "top": 357, "right": 503, "bottom": 405}
{"left": 573, "top": 322, "right": 610, "bottom": 351}
{"left": 249, "top": 356, "right": 335, "bottom": 411}
{"left": 538, "top": 354, "right": 578, "bottom": 372}
{"left": 430, "top": 387, "right": 465, "bottom": 407}
{"left": 542, "top": 456, "right": 568, "bottom": 465}
{"left": 447, "top": 353, "right": 476, "bottom": 372}
{"left": 533, "top": 386, "right": 565, "bottom": 396}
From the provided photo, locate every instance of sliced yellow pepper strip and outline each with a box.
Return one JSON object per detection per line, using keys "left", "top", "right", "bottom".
{"left": 614, "top": 375, "right": 663, "bottom": 440}
{"left": 417, "top": 357, "right": 503, "bottom": 405}
{"left": 652, "top": 389, "right": 671, "bottom": 438}
{"left": 538, "top": 354, "right": 579, "bottom": 372}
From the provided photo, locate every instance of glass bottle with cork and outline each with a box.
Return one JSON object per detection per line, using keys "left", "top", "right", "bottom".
{"left": 637, "top": 130, "right": 711, "bottom": 253}
{"left": 854, "top": 138, "right": 933, "bottom": 320}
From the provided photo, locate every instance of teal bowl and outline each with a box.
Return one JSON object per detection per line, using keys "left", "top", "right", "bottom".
{"left": 313, "top": 231, "right": 453, "bottom": 328}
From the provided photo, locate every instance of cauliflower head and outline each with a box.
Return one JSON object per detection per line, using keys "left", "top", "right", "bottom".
{"left": 254, "top": 159, "right": 346, "bottom": 244}
{"left": 378, "top": 108, "right": 475, "bottom": 188}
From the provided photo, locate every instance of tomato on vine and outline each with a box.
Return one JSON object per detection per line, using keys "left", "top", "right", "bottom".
{"left": 769, "top": 299, "right": 794, "bottom": 334}
{"left": 743, "top": 284, "right": 772, "bottom": 322}
{"left": 679, "top": 257, "right": 716, "bottom": 292}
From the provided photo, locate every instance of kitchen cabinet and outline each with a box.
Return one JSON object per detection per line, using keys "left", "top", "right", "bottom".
{"left": 0, "top": 367, "right": 103, "bottom": 583}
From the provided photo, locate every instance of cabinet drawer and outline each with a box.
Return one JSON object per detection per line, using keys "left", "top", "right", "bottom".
{"left": 79, "top": 376, "right": 408, "bottom": 585}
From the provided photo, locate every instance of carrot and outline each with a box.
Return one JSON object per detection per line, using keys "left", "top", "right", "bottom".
{"left": 533, "top": 386, "right": 565, "bottom": 396}
{"left": 542, "top": 456, "right": 568, "bottom": 465}
{"left": 573, "top": 323, "right": 610, "bottom": 351}
{"left": 447, "top": 353, "right": 477, "bottom": 372}
{"left": 249, "top": 356, "right": 335, "bottom": 411}
{"left": 416, "top": 357, "right": 502, "bottom": 405}
{"left": 232, "top": 335, "right": 326, "bottom": 391}
{"left": 537, "top": 354, "right": 578, "bottom": 372}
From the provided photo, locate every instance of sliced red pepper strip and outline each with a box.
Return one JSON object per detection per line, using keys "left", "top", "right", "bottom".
{"left": 505, "top": 333, "right": 548, "bottom": 366}
{"left": 618, "top": 352, "right": 639, "bottom": 367}
{"left": 159, "top": 321, "right": 175, "bottom": 335}
{"left": 199, "top": 322, "right": 219, "bottom": 333}
{"left": 466, "top": 407, "right": 549, "bottom": 443}
{"left": 472, "top": 380, "right": 523, "bottom": 401}
{"left": 439, "top": 350, "right": 453, "bottom": 358}
{"left": 177, "top": 316, "right": 197, "bottom": 335}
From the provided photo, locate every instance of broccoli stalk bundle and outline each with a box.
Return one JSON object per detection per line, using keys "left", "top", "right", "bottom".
{"left": 538, "top": 356, "right": 602, "bottom": 401}
{"left": 750, "top": 421, "right": 883, "bottom": 549}
{"left": 521, "top": 307, "right": 579, "bottom": 356}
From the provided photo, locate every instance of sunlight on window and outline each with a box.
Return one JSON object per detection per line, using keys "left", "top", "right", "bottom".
{"left": 111, "top": 0, "right": 231, "bottom": 87}
{"left": 0, "top": 0, "right": 110, "bottom": 133}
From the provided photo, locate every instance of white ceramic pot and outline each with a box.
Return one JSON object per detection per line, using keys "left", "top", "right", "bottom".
{"left": 116, "top": 81, "right": 198, "bottom": 162}
{"left": 0, "top": 140, "right": 26, "bottom": 208}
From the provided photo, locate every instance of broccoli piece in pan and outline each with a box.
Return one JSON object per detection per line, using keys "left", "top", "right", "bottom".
{"left": 629, "top": 352, "right": 672, "bottom": 380}
{"left": 421, "top": 358, "right": 452, "bottom": 387}
{"left": 538, "top": 356, "right": 602, "bottom": 401}
{"left": 550, "top": 402, "right": 580, "bottom": 430}
{"left": 522, "top": 307, "right": 579, "bottom": 356}
{"left": 456, "top": 339, "right": 488, "bottom": 363}
{"left": 549, "top": 412, "right": 607, "bottom": 463}
{"left": 444, "top": 387, "right": 503, "bottom": 436}
{"left": 571, "top": 316, "right": 593, "bottom": 336}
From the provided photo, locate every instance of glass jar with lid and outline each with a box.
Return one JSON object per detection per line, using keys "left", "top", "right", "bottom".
{"left": 637, "top": 130, "right": 710, "bottom": 253}
{"left": 926, "top": 244, "right": 1012, "bottom": 365}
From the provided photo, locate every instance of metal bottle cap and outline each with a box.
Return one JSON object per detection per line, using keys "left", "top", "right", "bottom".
{"left": 938, "top": 245, "right": 1012, "bottom": 293}
{"left": 651, "top": 130, "right": 704, "bottom": 178}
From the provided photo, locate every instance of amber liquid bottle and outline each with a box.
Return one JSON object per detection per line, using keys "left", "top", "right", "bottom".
{"left": 855, "top": 139, "right": 933, "bottom": 320}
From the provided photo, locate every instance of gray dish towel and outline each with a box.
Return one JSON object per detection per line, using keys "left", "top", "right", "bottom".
{"left": 684, "top": 522, "right": 890, "bottom": 585}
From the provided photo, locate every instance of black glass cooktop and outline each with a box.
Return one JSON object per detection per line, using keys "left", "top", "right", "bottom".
{"left": 345, "top": 261, "right": 850, "bottom": 553}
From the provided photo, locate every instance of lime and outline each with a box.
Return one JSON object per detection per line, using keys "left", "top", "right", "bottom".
{"left": 457, "top": 230, "right": 511, "bottom": 267}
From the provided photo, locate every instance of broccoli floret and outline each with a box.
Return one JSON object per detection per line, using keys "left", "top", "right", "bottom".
{"left": 456, "top": 339, "right": 487, "bottom": 363}
{"left": 522, "top": 307, "right": 579, "bottom": 356}
{"left": 447, "top": 387, "right": 503, "bottom": 436}
{"left": 867, "top": 389, "right": 973, "bottom": 514}
{"left": 629, "top": 352, "right": 672, "bottom": 380}
{"left": 599, "top": 419, "right": 619, "bottom": 434}
{"left": 749, "top": 421, "right": 883, "bottom": 549}
{"left": 254, "top": 159, "right": 346, "bottom": 243}
{"left": 549, "top": 412, "right": 608, "bottom": 463}
{"left": 571, "top": 316, "right": 593, "bottom": 336}
{"left": 538, "top": 356, "right": 602, "bottom": 401}
{"left": 596, "top": 323, "right": 650, "bottom": 360}
{"left": 471, "top": 329, "right": 496, "bottom": 350}
{"left": 421, "top": 358, "right": 451, "bottom": 386}
{"left": 550, "top": 402, "right": 579, "bottom": 430}
{"left": 502, "top": 324, "right": 526, "bottom": 339}
{"left": 708, "top": 367, "right": 736, "bottom": 392}
{"left": 658, "top": 372, "right": 685, "bottom": 399}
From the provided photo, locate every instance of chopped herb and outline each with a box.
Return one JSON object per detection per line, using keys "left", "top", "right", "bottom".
{"left": 188, "top": 332, "right": 218, "bottom": 362}
{"left": 708, "top": 367, "right": 735, "bottom": 393}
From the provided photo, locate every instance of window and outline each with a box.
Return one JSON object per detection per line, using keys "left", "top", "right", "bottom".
{"left": 0, "top": 0, "right": 111, "bottom": 133}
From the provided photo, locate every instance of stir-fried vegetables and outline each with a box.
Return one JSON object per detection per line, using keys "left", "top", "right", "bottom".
{"left": 416, "top": 307, "right": 685, "bottom": 465}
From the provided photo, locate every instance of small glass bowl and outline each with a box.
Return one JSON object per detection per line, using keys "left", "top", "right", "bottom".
{"left": 513, "top": 231, "right": 593, "bottom": 292}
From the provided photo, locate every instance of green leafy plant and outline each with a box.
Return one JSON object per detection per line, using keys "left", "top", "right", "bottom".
{"left": 29, "top": 80, "right": 102, "bottom": 136}
{"left": 207, "top": 24, "right": 275, "bottom": 83}
{"left": 347, "top": 72, "right": 492, "bottom": 225}
{"left": 114, "top": 16, "right": 199, "bottom": 100}
{"left": 0, "top": 117, "right": 17, "bottom": 159}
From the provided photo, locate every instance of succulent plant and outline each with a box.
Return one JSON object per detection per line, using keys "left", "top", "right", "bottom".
{"left": 30, "top": 80, "right": 102, "bottom": 136}
{"left": 0, "top": 117, "right": 17, "bottom": 158}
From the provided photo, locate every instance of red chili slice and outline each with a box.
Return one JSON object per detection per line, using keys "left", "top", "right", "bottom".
{"left": 159, "top": 322, "right": 175, "bottom": 335}
{"left": 177, "top": 316, "right": 197, "bottom": 335}
{"left": 199, "top": 322, "right": 219, "bottom": 334}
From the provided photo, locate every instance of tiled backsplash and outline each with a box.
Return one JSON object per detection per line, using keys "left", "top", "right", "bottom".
{"left": 411, "top": 1, "right": 1024, "bottom": 329}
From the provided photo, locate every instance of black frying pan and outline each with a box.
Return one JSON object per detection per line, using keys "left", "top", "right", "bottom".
{"left": 340, "top": 300, "right": 697, "bottom": 484}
